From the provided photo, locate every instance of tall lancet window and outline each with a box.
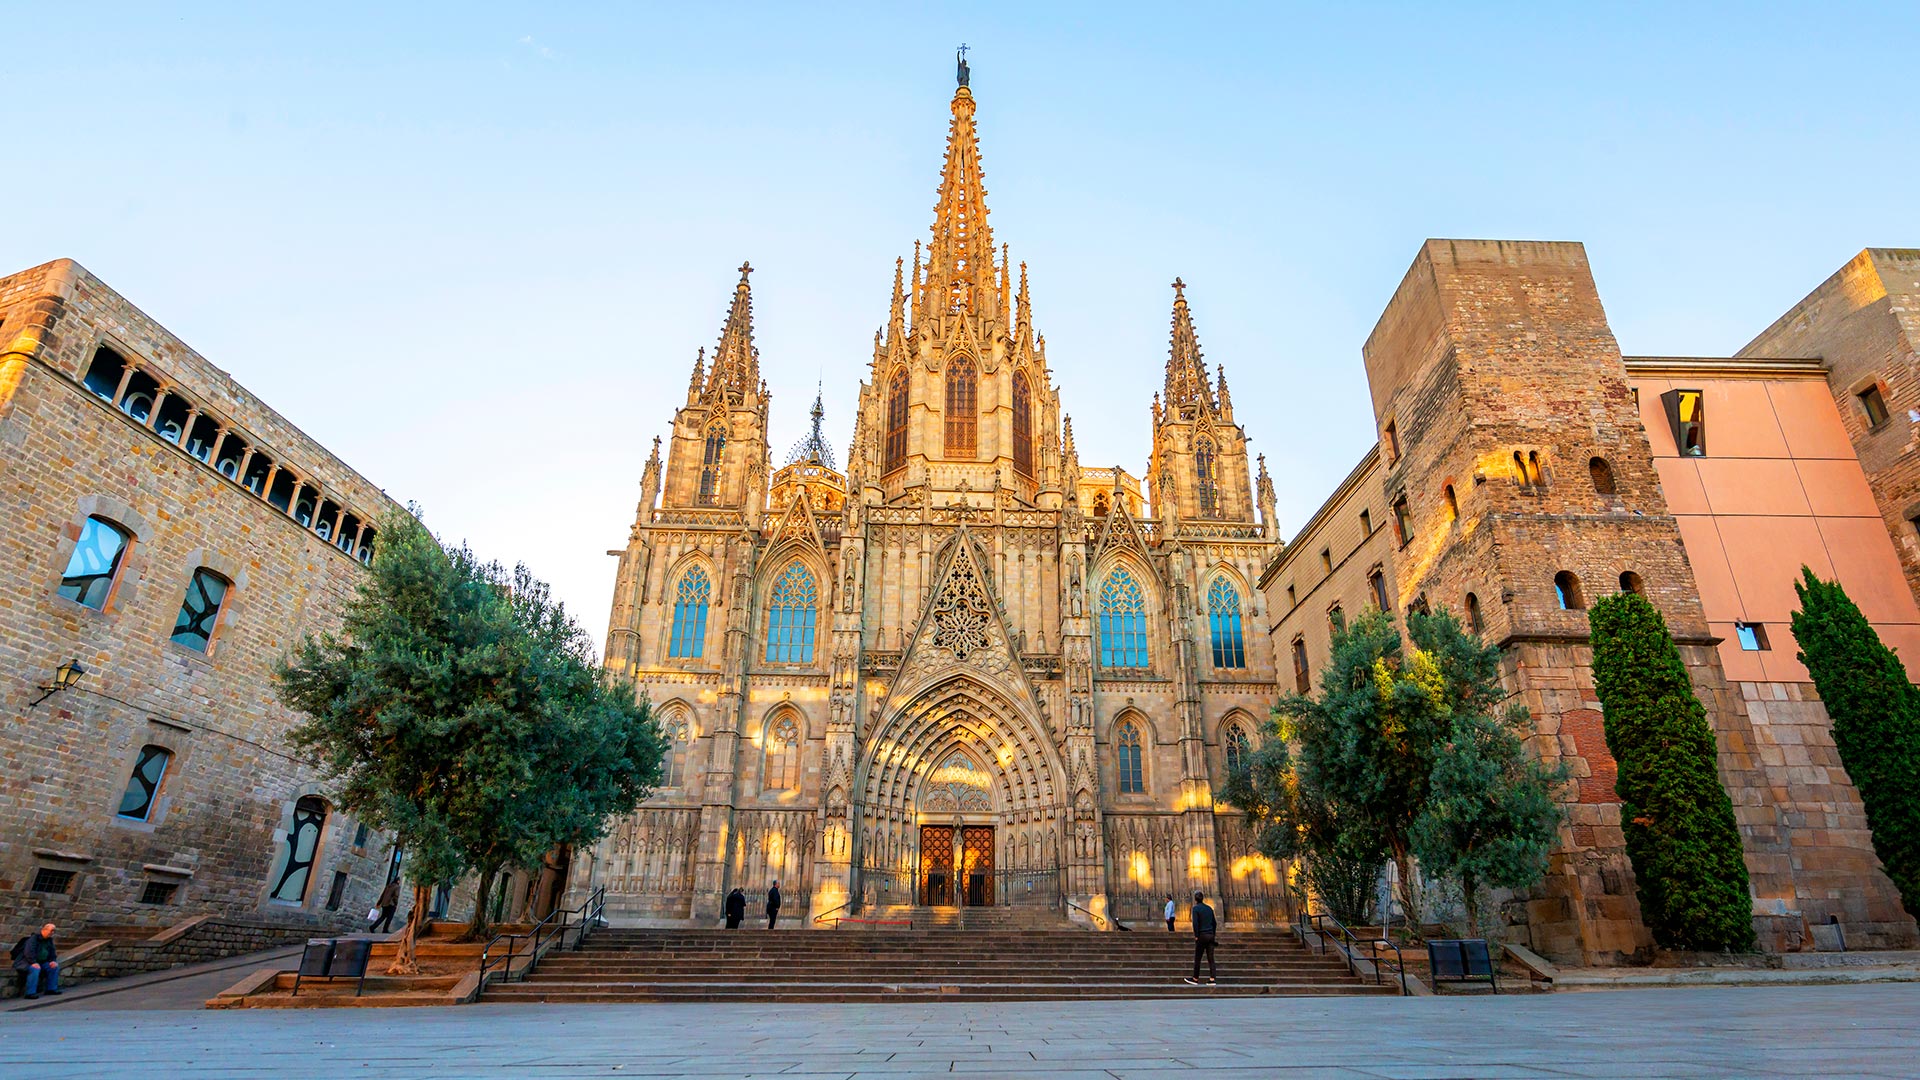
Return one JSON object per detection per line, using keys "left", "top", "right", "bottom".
{"left": 1099, "top": 568, "right": 1150, "bottom": 669}
{"left": 945, "top": 356, "right": 977, "bottom": 458}
{"left": 1194, "top": 436, "right": 1219, "bottom": 518}
{"left": 1115, "top": 719, "right": 1145, "bottom": 794}
{"left": 668, "top": 568, "right": 710, "bottom": 659}
{"left": 1012, "top": 370, "right": 1033, "bottom": 476}
{"left": 765, "top": 563, "right": 818, "bottom": 664}
{"left": 884, "top": 368, "right": 908, "bottom": 473}
{"left": 698, "top": 422, "right": 727, "bottom": 506}
{"left": 1207, "top": 576, "right": 1246, "bottom": 669}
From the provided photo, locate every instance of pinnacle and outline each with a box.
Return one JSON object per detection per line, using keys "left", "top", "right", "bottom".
{"left": 1163, "top": 278, "right": 1215, "bottom": 413}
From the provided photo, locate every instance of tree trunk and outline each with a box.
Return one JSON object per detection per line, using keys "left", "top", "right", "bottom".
{"left": 462, "top": 864, "right": 499, "bottom": 943}
{"left": 1461, "top": 871, "right": 1480, "bottom": 937}
{"left": 386, "top": 883, "right": 428, "bottom": 975}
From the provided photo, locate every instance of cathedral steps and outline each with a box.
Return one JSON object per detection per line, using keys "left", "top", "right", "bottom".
{"left": 484, "top": 927, "right": 1398, "bottom": 1003}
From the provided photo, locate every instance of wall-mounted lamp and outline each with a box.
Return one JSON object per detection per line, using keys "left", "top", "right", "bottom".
{"left": 29, "top": 658, "right": 88, "bottom": 707}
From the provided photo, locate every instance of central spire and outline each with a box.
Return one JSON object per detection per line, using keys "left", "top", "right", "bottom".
{"left": 703, "top": 261, "right": 760, "bottom": 404}
{"left": 1163, "top": 278, "right": 1216, "bottom": 414}
{"left": 918, "top": 62, "right": 1000, "bottom": 326}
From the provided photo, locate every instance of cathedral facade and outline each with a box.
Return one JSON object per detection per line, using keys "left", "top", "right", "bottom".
{"left": 596, "top": 71, "right": 1286, "bottom": 926}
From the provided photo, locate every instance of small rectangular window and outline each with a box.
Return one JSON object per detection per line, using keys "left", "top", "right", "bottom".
{"left": 1735, "top": 622, "right": 1770, "bottom": 651}
{"left": 1392, "top": 495, "right": 1413, "bottom": 547}
{"left": 1662, "top": 388, "right": 1706, "bottom": 457}
{"left": 1328, "top": 605, "right": 1345, "bottom": 633}
{"left": 1285, "top": 584, "right": 1296, "bottom": 608}
{"left": 140, "top": 881, "right": 178, "bottom": 905}
{"left": 353, "top": 822, "right": 371, "bottom": 848}
{"left": 1320, "top": 549, "right": 1332, "bottom": 573}
{"left": 31, "top": 868, "right": 75, "bottom": 894}
{"left": 1859, "top": 385, "right": 1891, "bottom": 428}
{"left": 1369, "top": 569, "right": 1391, "bottom": 612}
{"left": 170, "top": 568, "right": 230, "bottom": 652}
{"left": 324, "top": 870, "right": 350, "bottom": 912}
{"left": 1384, "top": 420, "right": 1400, "bottom": 463}
{"left": 1359, "top": 509, "right": 1372, "bottom": 535}
{"left": 1291, "top": 638, "right": 1310, "bottom": 694}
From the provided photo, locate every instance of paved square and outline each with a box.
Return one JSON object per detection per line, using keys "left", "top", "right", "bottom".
{"left": 1, "top": 985, "right": 1916, "bottom": 1078}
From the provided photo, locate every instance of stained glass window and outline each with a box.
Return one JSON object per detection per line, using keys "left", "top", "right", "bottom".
{"left": 1207, "top": 577, "right": 1245, "bottom": 669}
{"left": 116, "top": 745, "right": 172, "bottom": 821}
{"left": 765, "top": 563, "right": 818, "bottom": 664}
{"left": 1099, "top": 569, "right": 1149, "bottom": 669}
{"left": 1012, "top": 371, "right": 1033, "bottom": 476}
{"left": 58, "top": 516, "right": 131, "bottom": 609}
{"left": 1116, "top": 720, "right": 1145, "bottom": 794}
{"left": 884, "top": 368, "right": 908, "bottom": 472}
{"left": 269, "top": 795, "right": 329, "bottom": 903}
{"left": 765, "top": 715, "right": 800, "bottom": 790}
{"left": 170, "top": 568, "right": 230, "bottom": 652}
{"left": 668, "top": 568, "right": 710, "bottom": 658}
{"left": 945, "top": 357, "right": 977, "bottom": 458}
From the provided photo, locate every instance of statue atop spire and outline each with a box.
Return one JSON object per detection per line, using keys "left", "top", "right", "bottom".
{"left": 785, "top": 382, "right": 838, "bottom": 469}
{"left": 956, "top": 43, "right": 970, "bottom": 87}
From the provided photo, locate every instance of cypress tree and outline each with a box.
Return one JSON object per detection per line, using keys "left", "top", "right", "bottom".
{"left": 1588, "top": 592, "right": 1755, "bottom": 951}
{"left": 1789, "top": 568, "right": 1920, "bottom": 917}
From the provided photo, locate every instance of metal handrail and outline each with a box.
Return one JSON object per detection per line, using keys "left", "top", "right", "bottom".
{"left": 1298, "top": 910, "right": 1408, "bottom": 995}
{"left": 477, "top": 885, "right": 606, "bottom": 992}
{"left": 811, "top": 901, "right": 853, "bottom": 926}
{"left": 1064, "top": 897, "right": 1127, "bottom": 931}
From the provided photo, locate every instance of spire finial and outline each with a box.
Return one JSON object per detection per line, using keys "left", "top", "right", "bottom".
{"left": 785, "top": 380, "right": 837, "bottom": 469}
{"left": 1163, "top": 277, "right": 1214, "bottom": 413}
{"left": 1172, "top": 277, "right": 1186, "bottom": 296}
{"left": 738, "top": 261, "right": 753, "bottom": 279}
{"left": 956, "top": 43, "right": 971, "bottom": 88}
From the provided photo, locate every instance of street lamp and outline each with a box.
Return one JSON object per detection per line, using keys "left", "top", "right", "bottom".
{"left": 30, "top": 658, "right": 88, "bottom": 707}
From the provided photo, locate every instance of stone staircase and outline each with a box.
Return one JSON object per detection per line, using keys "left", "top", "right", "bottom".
{"left": 486, "top": 921, "right": 1400, "bottom": 1003}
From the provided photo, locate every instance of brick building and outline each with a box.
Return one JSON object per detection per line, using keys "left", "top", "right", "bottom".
{"left": 0, "top": 259, "right": 407, "bottom": 955}
{"left": 1263, "top": 240, "right": 1920, "bottom": 962}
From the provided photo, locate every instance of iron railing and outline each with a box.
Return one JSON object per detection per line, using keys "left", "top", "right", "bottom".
{"left": 476, "top": 885, "right": 606, "bottom": 994}
{"left": 1298, "top": 909, "right": 1408, "bottom": 995}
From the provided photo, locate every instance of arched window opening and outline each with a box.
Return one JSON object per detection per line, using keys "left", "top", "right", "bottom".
{"left": 1116, "top": 720, "right": 1145, "bottom": 794}
{"left": 1444, "top": 484, "right": 1459, "bottom": 522}
{"left": 1291, "top": 637, "right": 1310, "bottom": 694}
{"left": 269, "top": 795, "right": 329, "bottom": 903}
{"left": 118, "top": 369, "right": 160, "bottom": 423}
{"left": 266, "top": 470, "right": 296, "bottom": 513}
{"left": 765, "top": 563, "right": 818, "bottom": 664}
{"left": 58, "top": 516, "right": 132, "bottom": 610}
{"left": 944, "top": 356, "right": 977, "bottom": 458}
{"left": 698, "top": 423, "right": 727, "bottom": 506}
{"left": 884, "top": 368, "right": 908, "bottom": 473}
{"left": 170, "top": 568, "right": 231, "bottom": 652}
{"left": 292, "top": 487, "right": 317, "bottom": 529}
{"left": 1207, "top": 577, "right": 1246, "bottom": 669}
{"left": 184, "top": 415, "right": 218, "bottom": 463}
{"left": 1194, "top": 436, "right": 1219, "bottom": 518}
{"left": 1098, "top": 569, "right": 1150, "bottom": 669}
{"left": 669, "top": 568, "right": 711, "bottom": 659}
{"left": 1012, "top": 371, "right": 1033, "bottom": 477}
{"left": 1513, "top": 451, "right": 1529, "bottom": 485}
{"left": 1392, "top": 495, "right": 1413, "bottom": 546}
{"left": 764, "top": 714, "right": 801, "bottom": 791}
{"left": 1527, "top": 451, "right": 1546, "bottom": 486}
{"left": 662, "top": 712, "right": 691, "bottom": 787}
{"left": 82, "top": 347, "right": 128, "bottom": 401}
{"left": 1465, "top": 592, "right": 1485, "bottom": 635}
{"left": 154, "top": 395, "right": 190, "bottom": 445}
{"left": 116, "top": 745, "right": 173, "bottom": 822}
{"left": 1619, "top": 571, "right": 1644, "bottom": 595}
{"left": 1554, "top": 571, "right": 1585, "bottom": 611}
{"left": 1590, "top": 456, "right": 1616, "bottom": 495}
{"left": 315, "top": 499, "right": 341, "bottom": 540}
{"left": 1224, "top": 725, "right": 1251, "bottom": 777}
{"left": 1092, "top": 492, "right": 1110, "bottom": 517}
{"left": 241, "top": 452, "right": 273, "bottom": 496}
{"left": 215, "top": 434, "right": 249, "bottom": 482}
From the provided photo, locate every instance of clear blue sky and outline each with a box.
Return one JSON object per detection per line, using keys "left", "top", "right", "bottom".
{"left": 13, "top": 4, "right": 1916, "bottom": 648}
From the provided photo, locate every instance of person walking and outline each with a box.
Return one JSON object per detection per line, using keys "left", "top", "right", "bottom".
{"left": 766, "top": 881, "right": 782, "bottom": 929}
{"left": 370, "top": 879, "right": 401, "bottom": 934}
{"left": 12, "top": 923, "right": 61, "bottom": 999}
{"left": 1183, "top": 891, "right": 1218, "bottom": 986}
{"left": 1164, "top": 894, "right": 1177, "bottom": 932}
{"left": 724, "top": 887, "right": 747, "bottom": 929}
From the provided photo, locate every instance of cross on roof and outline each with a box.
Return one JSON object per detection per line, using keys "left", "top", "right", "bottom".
{"left": 1172, "top": 277, "right": 1186, "bottom": 293}
{"left": 738, "top": 261, "right": 753, "bottom": 278}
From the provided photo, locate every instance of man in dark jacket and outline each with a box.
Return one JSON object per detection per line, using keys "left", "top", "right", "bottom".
{"left": 766, "top": 882, "right": 782, "bottom": 929}
{"left": 1184, "top": 892, "right": 1217, "bottom": 986}
{"left": 371, "top": 879, "right": 401, "bottom": 934}
{"left": 12, "top": 923, "right": 61, "bottom": 998}
{"left": 724, "top": 888, "right": 747, "bottom": 929}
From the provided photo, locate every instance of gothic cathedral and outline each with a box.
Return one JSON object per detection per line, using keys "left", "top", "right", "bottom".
{"left": 597, "top": 66, "right": 1287, "bottom": 926}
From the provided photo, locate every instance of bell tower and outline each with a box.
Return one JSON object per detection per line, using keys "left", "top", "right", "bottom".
{"left": 1147, "top": 280, "right": 1257, "bottom": 526}
{"left": 663, "top": 264, "right": 773, "bottom": 522}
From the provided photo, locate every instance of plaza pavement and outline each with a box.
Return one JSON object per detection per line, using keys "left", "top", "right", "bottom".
{"left": 0, "top": 983, "right": 1915, "bottom": 1078}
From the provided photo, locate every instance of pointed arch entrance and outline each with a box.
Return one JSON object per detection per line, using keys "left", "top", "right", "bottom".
{"left": 857, "top": 673, "right": 1068, "bottom": 909}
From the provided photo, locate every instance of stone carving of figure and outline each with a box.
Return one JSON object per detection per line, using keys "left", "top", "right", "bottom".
{"left": 956, "top": 44, "right": 970, "bottom": 87}
{"left": 1068, "top": 555, "right": 1084, "bottom": 617}
{"left": 842, "top": 557, "right": 857, "bottom": 612}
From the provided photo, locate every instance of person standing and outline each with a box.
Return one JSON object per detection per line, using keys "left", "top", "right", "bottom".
{"left": 1164, "top": 894, "right": 1177, "bottom": 932}
{"left": 12, "top": 923, "right": 61, "bottom": 999}
{"left": 1183, "top": 891, "right": 1217, "bottom": 986}
{"left": 766, "top": 881, "right": 782, "bottom": 929}
{"left": 724, "top": 888, "right": 747, "bottom": 929}
{"left": 370, "top": 879, "right": 401, "bottom": 934}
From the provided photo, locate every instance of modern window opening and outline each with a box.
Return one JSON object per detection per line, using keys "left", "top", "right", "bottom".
{"left": 1859, "top": 385, "right": 1891, "bottom": 428}
{"left": 1590, "top": 456, "right": 1617, "bottom": 495}
{"left": 1291, "top": 637, "right": 1310, "bottom": 693}
{"left": 170, "top": 568, "right": 230, "bottom": 652}
{"left": 884, "top": 368, "right": 908, "bottom": 472}
{"left": 1207, "top": 577, "right": 1246, "bottom": 669}
{"left": 1554, "top": 571, "right": 1585, "bottom": 611}
{"left": 1662, "top": 388, "right": 1706, "bottom": 456}
{"left": 1465, "top": 592, "right": 1484, "bottom": 634}
{"left": 944, "top": 356, "right": 978, "bottom": 458}
{"left": 268, "top": 795, "right": 329, "bottom": 903}
{"left": 698, "top": 423, "right": 727, "bottom": 506}
{"left": 58, "top": 516, "right": 132, "bottom": 609}
{"left": 669, "top": 568, "right": 711, "bottom": 659}
{"left": 1115, "top": 720, "right": 1145, "bottom": 794}
{"left": 1012, "top": 371, "right": 1033, "bottom": 476}
{"left": 116, "top": 745, "right": 172, "bottom": 821}
{"left": 1194, "top": 436, "right": 1219, "bottom": 518}
{"left": 1735, "top": 621, "right": 1771, "bottom": 651}
{"left": 1098, "top": 569, "right": 1150, "bottom": 668}
{"left": 1619, "top": 571, "right": 1644, "bottom": 595}
{"left": 764, "top": 563, "right": 819, "bottom": 664}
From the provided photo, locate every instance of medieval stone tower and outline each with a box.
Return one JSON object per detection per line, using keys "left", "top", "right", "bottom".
{"left": 595, "top": 59, "right": 1285, "bottom": 926}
